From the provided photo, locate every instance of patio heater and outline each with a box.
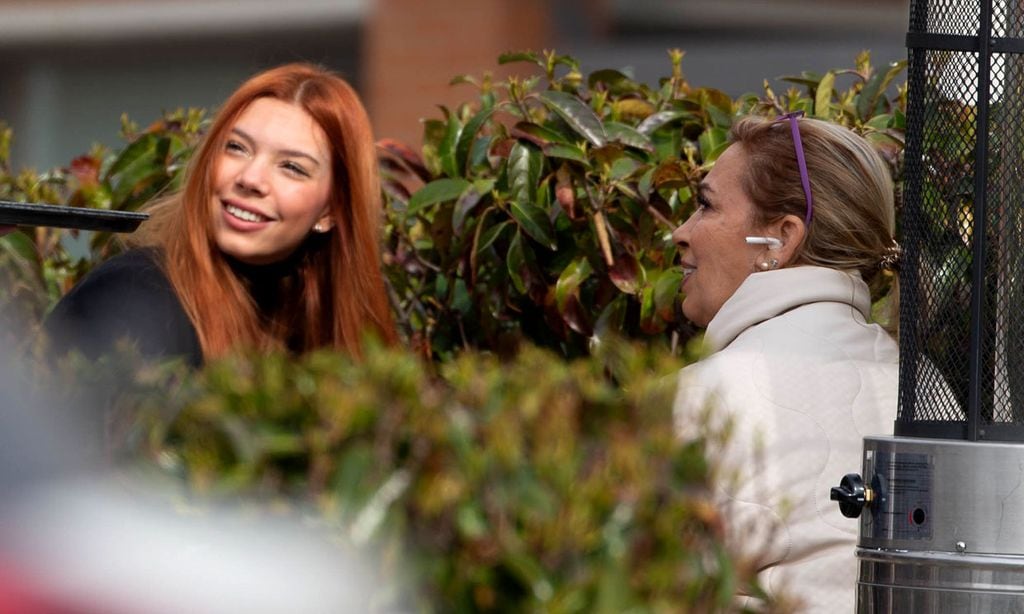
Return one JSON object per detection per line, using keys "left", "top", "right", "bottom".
{"left": 829, "top": 0, "right": 1024, "bottom": 610}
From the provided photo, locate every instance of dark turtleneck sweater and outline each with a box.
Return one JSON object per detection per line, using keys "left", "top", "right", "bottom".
{"left": 45, "top": 249, "right": 202, "bottom": 366}
{"left": 45, "top": 247, "right": 315, "bottom": 366}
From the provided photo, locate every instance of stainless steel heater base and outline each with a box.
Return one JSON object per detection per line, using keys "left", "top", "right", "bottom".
{"left": 855, "top": 436, "right": 1024, "bottom": 613}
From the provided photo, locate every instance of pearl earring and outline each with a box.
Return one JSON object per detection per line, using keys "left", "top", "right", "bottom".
{"left": 313, "top": 222, "right": 326, "bottom": 233}
{"left": 757, "top": 257, "right": 780, "bottom": 271}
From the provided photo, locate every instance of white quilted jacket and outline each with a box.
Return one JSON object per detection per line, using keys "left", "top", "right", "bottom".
{"left": 674, "top": 265, "right": 898, "bottom": 612}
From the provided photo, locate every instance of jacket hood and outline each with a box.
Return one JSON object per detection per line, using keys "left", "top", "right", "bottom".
{"left": 703, "top": 266, "right": 871, "bottom": 353}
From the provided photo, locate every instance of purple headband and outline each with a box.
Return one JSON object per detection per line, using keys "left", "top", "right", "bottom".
{"left": 775, "top": 111, "right": 814, "bottom": 226}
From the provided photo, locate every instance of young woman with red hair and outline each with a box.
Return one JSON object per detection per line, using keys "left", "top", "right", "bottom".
{"left": 46, "top": 63, "right": 397, "bottom": 365}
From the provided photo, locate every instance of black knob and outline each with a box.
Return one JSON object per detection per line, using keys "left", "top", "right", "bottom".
{"left": 830, "top": 473, "right": 869, "bottom": 518}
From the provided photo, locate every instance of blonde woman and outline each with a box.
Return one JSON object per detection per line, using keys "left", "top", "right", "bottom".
{"left": 673, "top": 112, "right": 899, "bottom": 611}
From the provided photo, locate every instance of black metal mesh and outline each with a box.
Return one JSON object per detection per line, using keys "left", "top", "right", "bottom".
{"left": 993, "top": 0, "right": 1024, "bottom": 38}
{"left": 898, "top": 0, "right": 1024, "bottom": 440}
{"left": 910, "top": 0, "right": 981, "bottom": 35}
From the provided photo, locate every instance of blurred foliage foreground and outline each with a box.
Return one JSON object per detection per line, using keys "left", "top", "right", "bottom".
{"left": 2, "top": 50, "right": 909, "bottom": 611}
{"left": 95, "top": 340, "right": 759, "bottom": 612}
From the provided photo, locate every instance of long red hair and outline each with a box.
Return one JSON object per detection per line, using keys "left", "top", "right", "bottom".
{"left": 138, "top": 63, "right": 396, "bottom": 359}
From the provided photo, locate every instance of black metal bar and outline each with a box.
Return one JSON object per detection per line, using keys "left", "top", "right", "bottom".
{"left": 966, "top": 0, "right": 995, "bottom": 442}
{"left": 895, "top": 43, "right": 928, "bottom": 433}
{"left": 895, "top": 421, "right": 1024, "bottom": 442}
{"left": 905, "top": 32, "right": 978, "bottom": 51}
{"left": 906, "top": 33, "right": 1024, "bottom": 54}
{"left": 896, "top": 421, "right": 968, "bottom": 440}
{"left": 991, "top": 38, "right": 1024, "bottom": 54}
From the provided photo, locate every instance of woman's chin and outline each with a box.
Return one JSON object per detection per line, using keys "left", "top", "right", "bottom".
{"left": 681, "top": 300, "right": 713, "bottom": 328}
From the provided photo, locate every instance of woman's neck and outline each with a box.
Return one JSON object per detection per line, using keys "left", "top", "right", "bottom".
{"left": 227, "top": 251, "right": 303, "bottom": 316}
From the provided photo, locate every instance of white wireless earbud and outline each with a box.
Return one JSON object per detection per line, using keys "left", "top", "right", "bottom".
{"left": 745, "top": 236, "right": 782, "bottom": 249}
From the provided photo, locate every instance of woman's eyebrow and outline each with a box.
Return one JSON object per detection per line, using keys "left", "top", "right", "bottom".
{"left": 229, "top": 127, "right": 322, "bottom": 168}
{"left": 698, "top": 181, "right": 715, "bottom": 194}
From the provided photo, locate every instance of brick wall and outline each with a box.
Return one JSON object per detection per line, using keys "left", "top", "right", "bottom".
{"left": 363, "top": 0, "right": 552, "bottom": 147}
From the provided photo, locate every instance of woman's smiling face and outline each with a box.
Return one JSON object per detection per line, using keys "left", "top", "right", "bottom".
{"left": 211, "top": 97, "right": 334, "bottom": 266}
{"left": 672, "top": 144, "right": 766, "bottom": 327}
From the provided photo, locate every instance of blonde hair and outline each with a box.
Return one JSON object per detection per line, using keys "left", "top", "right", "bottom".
{"left": 730, "top": 115, "right": 896, "bottom": 284}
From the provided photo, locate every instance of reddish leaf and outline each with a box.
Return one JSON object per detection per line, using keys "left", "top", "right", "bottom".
{"left": 509, "top": 126, "right": 548, "bottom": 149}
{"left": 555, "top": 165, "right": 576, "bottom": 219}
{"left": 560, "top": 294, "right": 592, "bottom": 336}
{"left": 377, "top": 138, "right": 431, "bottom": 183}
{"left": 68, "top": 155, "right": 101, "bottom": 187}
{"left": 489, "top": 138, "right": 515, "bottom": 159}
{"left": 652, "top": 160, "right": 689, "bottom": 189}
{"left": 609, "top": 252, "right": 642, "bottom": 294}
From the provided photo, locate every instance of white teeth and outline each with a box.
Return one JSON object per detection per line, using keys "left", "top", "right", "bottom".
{"left": 682, "top": 267, "right": 696, "bottom": 277}
{"left": 225, "top": 204, "right": 267, "bottom": 223}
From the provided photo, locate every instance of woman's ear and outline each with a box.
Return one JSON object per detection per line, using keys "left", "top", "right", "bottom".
{"left": 312, "top": 211, "right": 335, "bottom": 234}
{"left": 765, "top": 213, "right": 806, "bottom": 267}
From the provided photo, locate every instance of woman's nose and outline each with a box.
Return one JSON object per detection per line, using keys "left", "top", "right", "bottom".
{"left": 671, "top": 213, "right": 695, "bottom": 247}
{"left": 235, "top": 160, "right": 268, "bottom": 196}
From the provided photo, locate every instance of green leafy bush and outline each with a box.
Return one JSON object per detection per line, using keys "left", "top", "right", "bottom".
{"left": 96, "top": 338, "right": 788, "bottom": 613}
{"left": 379, "top": 50, "right": 907, "bottom": 360}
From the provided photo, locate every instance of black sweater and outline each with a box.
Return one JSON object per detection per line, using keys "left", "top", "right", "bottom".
{"left": 45, "top": 249, "right": 203, "bottom": 367}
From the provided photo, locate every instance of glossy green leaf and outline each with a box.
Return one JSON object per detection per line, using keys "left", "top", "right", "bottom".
{"left": 651, "top": 126, "right": 683, "bottom": 161}
{"left": 555, "top": 257, "right": 593, "bottom": 311}
{"left": 455, "top": 107, "right": 496, "bottom": 174}
{"left": 105, "top": 134, "right": 168, "bottom": 206}
{"left": 539, "top": 90, "right": 607, "bottom": 147}
{"left": 857, "top": 60, "right": 907, "bottom": 121}
{"left": 637, "top": 110, "right": 689, "bottom": 136}
{"left": 697, "top": 127, "right": 730, "bottom": 163}
{"left": 513, "top": 121, "right": 572, "bottom": 145}
{"left": 637, "top": 167, "right": 656, "bottom": 199}
{"left": 779, "top": 71, "right": 823, "bottom": 88}
{"left": 498, "top": 51, "right": 543, "bottom": 68}
{"left": 865, "top": 113, "right": 893, "bottom": 131}
{"left": 604, "top": 122, "right": 655, "bottom": 152}
{"left": 510, "top": 199, "right": 556, "bottom": 249}
{"left": 452, "top": 186, "right": 484, "bottom": 234}
{"left": 588, "top": 69, "right": 640, "bottom": 95}
{"left": 594, "top": 294, "right": 628, "bottom": 338}
{"left": 105, "top": 133, "right": 158, "bottom": 178}
{"left": 814, "top": 71, "right": 835, "bottom": 118}
{"left": 407, "top": 178, "right": 471, "bottom": 214}
{"left": 694, "top": 88, "right": 734, "bottom": 127}
{"left": 506, "top": 230, "right": 527, "bottom": 293}
{"left": 439, "top": 114, "right": 464, "bottom": 178}
{"left": 544, "top": 143, "right": 588, "bottom": 165}
{"left": 468, "top": 135, "right": 493, "bottom": 169}
{"left": 475, "top": 219, "right": 511, "bottom": 255}
{"left": 508, "top": 141, "right": 543, "bottom": 207}
{"left": 451, "top": 277, "right": 471, "bottom": 315}
{"left": 0, "top": 229, "right": 36, "bottom": 262}
{"left": 892, "top": 107, "right": 907, "bottom": 130}
{"left": 609, "top": 157, "right": 641, "bottom": 181}
{"left": 639, "top": 283, "right": 661, "bottom": 333}
{"left": 654, "top": 268, "right": 683, "bottom": 321}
